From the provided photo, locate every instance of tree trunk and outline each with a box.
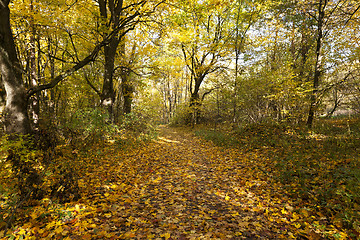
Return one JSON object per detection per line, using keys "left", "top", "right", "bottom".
{"left": 121, "top": 73, "right": 133, "bottom": 114}
{"left": 119, "top": 38, "right": 133, "bottom": 115}
{"left": 189, "top": 92, "right": 201, "bottom": 125}
{"left": 0, "top": 77, "right": 5, "bottom": 115}
{"left": 0, "top": 2, "right": 31, "bottom": 135}
{"left": 28, "top": 5, "right": 40, "bottom": 128}
{"left": 99, "top": 0, "right": 125, "bottom": 121}
{"left": 185, "top": 73, "right": 203, "bottom": 125}
{"left": 327, "top": 87, "right": 341, "bottom": 117}
{"left": 101, "top": 40, "right": 119, "bottom": 120}
{"left": 306, "top": 0, "right": 326, "bottom": 128}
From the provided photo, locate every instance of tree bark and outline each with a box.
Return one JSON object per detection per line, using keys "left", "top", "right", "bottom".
{"left": 0, "top": 76, "right": 5, "bottom": 114}
{"left": 187, "top": 75, "right": 203, "bottom": 125}
{"left": 119, "top": 35, "right": 134, "bottom": 115}
{"left": 306, "top": 0, "right": 326, "bottom": 128}
{"left": 28, "top": 0, "right": 40, "bottom": 128}
{"left": 99, "top": 0, "right": 123, "bottom": 120}
{"left": 101, "top": 40, "right": 118, "bottom": 118}
{"left": 121, "top": 73, "right": 133, "bottom": 114}
{"left": 0, "top": 2, "right": 31, "bottom": 135}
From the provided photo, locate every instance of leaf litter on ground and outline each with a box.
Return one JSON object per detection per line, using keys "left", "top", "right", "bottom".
{"left": 2, "top": 125, "right": 354, "bottom": 239}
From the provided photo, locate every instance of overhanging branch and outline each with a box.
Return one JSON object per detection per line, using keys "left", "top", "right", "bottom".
{"left": 25, "top": 8, "right": 143, "bottom": 99}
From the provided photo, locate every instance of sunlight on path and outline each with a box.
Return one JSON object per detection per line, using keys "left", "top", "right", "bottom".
{"left": 24, "top": 126, "right": 313, "bottom": 239}
{"left": 95, "top": 125, "right": 300, "bottom": 239}
{"left": 155, "top": 137, "right": 181, "bottom": 144}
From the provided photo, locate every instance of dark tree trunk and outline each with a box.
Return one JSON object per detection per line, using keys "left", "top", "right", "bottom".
{"left": 188, "top": 76, "right": 203, "bottom": 125}
{"left": 0, "top": 3, "right": 37, "bottom": 210}
{"left": 121, "top": 73, "right": 133, "bottom": 114}
{"left": 189, "top": 92, "right": 200, "bottom": 119}
{"left": 0, "top": 2, "right": 31, "bottom": 135}
{"left": 307, "top": 0, "right": 326, "bottom": 128}
{"left": 99, "top": 0, "right": 124, "bottom": 121}
{"left": 327, "top": 87, "right": 341, "bottom": 117}
{"left": 119, "top": 38, "right": 133, "bottom": 115}
{"left": 28, "top": 14, "right": 40, "bottom": 128}
{"left": 48, "top": 40, "right": 56, "bottom": 121}
{"left": 101, "top": 41, "right": 118, "bottom": 119}
{"left": 0, "top": 77, "right": 5, "bottom": 113}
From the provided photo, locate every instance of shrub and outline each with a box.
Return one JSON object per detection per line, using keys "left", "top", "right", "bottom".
{"left": 115, "top": 112, "right": 158, "bottom": 147}
{"left": 0, "top": 135, "right": 44, "bottom": 231}
{"left": 62, "top": 107, "right": 119, "bottom": 147}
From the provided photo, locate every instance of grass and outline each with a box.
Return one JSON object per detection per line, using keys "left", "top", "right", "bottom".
{"left": 194, "top": 129, "right": 240, "bottom": 147}
{"left": 194, "top": 118, "right": 360, "bottom": 239}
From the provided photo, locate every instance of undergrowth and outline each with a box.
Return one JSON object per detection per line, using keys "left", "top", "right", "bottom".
{"left": 0, "top": 110, "right": 158, "bottom": 238}
{"left": 195, "top": 118, "right": 360, "bottom": 239}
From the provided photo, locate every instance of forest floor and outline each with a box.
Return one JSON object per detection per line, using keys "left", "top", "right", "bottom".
{"left": 2, "top": 124, "right": 358, "bottom": 239}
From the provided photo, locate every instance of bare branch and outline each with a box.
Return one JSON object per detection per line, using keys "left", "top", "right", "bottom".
{"left": 343, "top": 4, "right": 360, "bottom": 27}
{"left": 83, "top": 68, "right": 102, "bottom": 97}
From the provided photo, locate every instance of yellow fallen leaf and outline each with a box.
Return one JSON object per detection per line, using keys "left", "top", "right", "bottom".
{"left": 18, "top": 228, "right": 27, "bottom": 235}
{"left": 231, "top": 212, "right": 239, "bottom": 217}
{"left": 300, "top": 208, "right": 309, "bottom": 218}
{"left": 30, "top": 212, "right": 38, "bottom": 219}
{"left": 105, "top": 232, "right": 115, "bottom": 238}
{"left": 124, "top": 231, "right": 136, "bottom": 238}
{"left": 89, "top": 223, "right": 97, "bottom": 228}
{"left": 75, "top": 204, "right": 80, "bottom": 212}
{"left": 153, "top": 176, "right": 162, "bottom": 183}
{"left": 54, "top": 226, "right": 63, "bottom": 234}
{"left": 147, "top": 233, "right": 155, "bottom": 239}
{"left": 291, "top": 212, "right": 300, "bottom": 221}
{"left": 162, "top": 232, "right": 171, "bottom": 239}
{"left": 46, "top": 221, "right": 55, "bottom": 229}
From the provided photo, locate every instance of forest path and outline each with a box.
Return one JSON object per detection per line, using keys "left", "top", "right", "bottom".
{"left": 131, "top": 126, "right": 274, "bottom": 239}
{"left": 81, "top": 125, "right": 297, "bottom": 239}
{"left": 64, "top": 126, "right": 302, "bottom": 239}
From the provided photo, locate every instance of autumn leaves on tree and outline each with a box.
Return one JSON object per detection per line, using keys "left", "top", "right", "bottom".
{"left": 2, "top": 0, "right": 360, "bottom": 132}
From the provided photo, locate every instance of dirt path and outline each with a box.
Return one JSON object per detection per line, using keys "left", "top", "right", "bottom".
{"left": 2, "top": 126, "right": 342, "bottom": 239}
{"left": 97, "top": 126, "right": 295, "bottom": 239}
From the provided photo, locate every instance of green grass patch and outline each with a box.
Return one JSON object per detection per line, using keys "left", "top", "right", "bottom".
{"left": 194, "top": 129, "right": 239, "bottom": 147}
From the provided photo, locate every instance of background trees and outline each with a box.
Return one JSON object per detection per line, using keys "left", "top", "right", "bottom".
{"left": 3, "top": 0, "right": 360, "bottom": 136}
{"left": 164, "top": 0, "right": 235, "bottom": 124}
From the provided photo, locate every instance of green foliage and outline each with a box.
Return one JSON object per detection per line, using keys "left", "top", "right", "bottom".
{"left": 170, "top": 103, "right": 193, "bottom": 125}
{"left": 47, "top": 147, "right": 81, "bottom": 204}
{"left": 195, "top": 129, "right": 239, "bottom": 147}
{"left": 196, "top": 118, "right": 360, "bottom": 237}
{"left": 0, "top": 135, "right": 43, "bottom": 197}
{"left": 195, "top": 121, "right": 301, "bottom": 149}
{"left": 120, "top": 112, "right": 148, "bottom": 133}
{"left": 0, "top": 135, "right": 44, "bottom": 232}
{"left": 0, "top": 134, "right": 82, "bottom": 233}
{"left": 62, "top": 108, "right": 119, "bottom": 147}
{"left": 117, "top": 111, "right": 158, "bottom": 146}
{"left": 235, "top": 121, "right": 301, "bottom": 149}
